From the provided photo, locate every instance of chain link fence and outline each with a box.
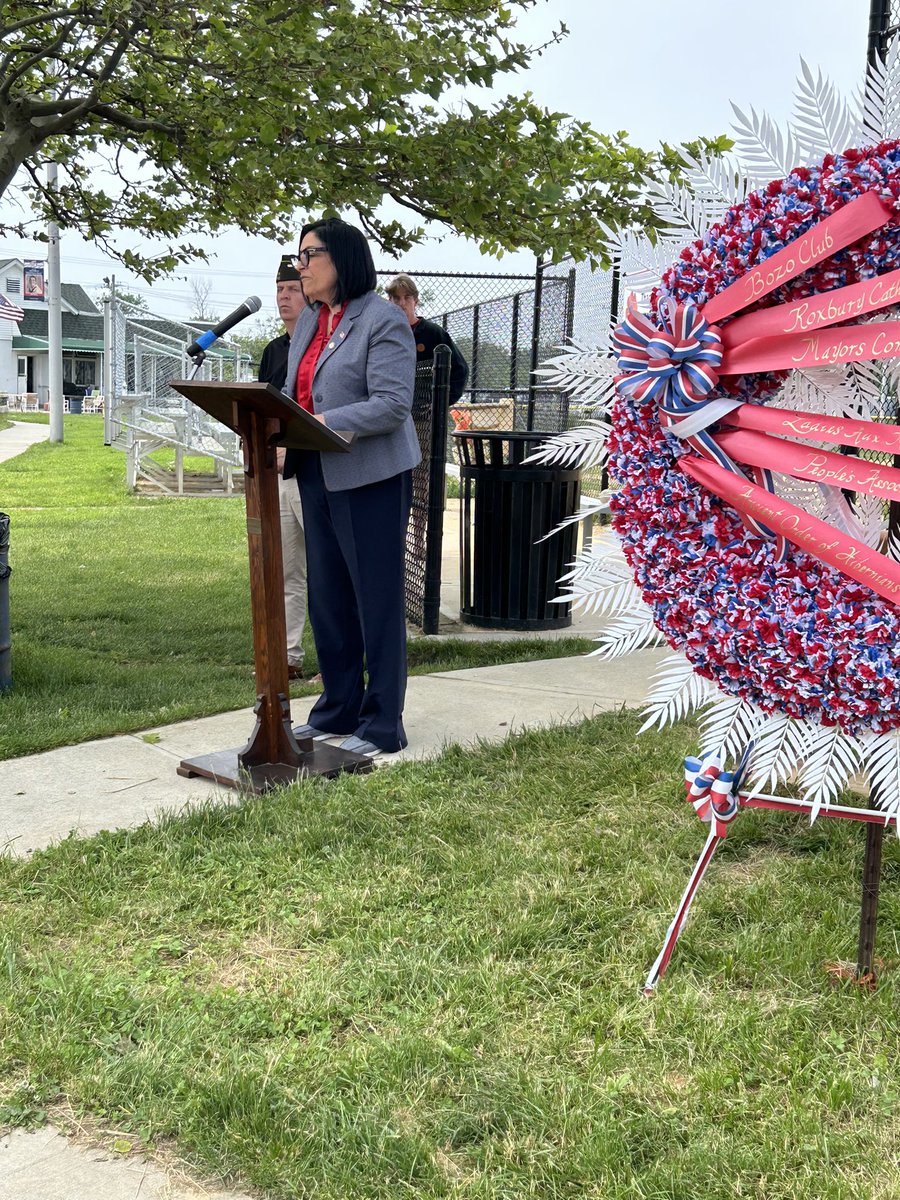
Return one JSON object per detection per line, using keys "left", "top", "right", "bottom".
{"left": 377, "top": 261, "right": 618, "bottom": 503}
{"left": 106, "top": 293, "right": 252, "bottom": 493}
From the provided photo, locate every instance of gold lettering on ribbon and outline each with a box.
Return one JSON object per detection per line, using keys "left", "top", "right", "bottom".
{"left": 799, "top": 453, "right": 859, "bottom": 488}
{"left": 734, "top": 485, "right": 900, "bottom": 596}
{"left": 790, "top": 333, "right": 869, "bottom": 367}
{"left": 779, "top": 415, "right": 900, "bottom": 451}
{"left": 835, "top": 545, "right": 900, "bottom": 595}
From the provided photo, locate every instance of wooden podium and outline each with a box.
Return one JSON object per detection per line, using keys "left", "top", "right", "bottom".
{"left": 168, "top": 380, "right": 373, "bottom": 790}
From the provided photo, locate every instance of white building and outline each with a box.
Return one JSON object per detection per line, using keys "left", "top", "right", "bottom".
{"left": 0, "top": 257, "right": 103, "bottom": 405}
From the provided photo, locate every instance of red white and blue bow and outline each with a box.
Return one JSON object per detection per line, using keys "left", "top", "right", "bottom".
{"left": 613, "top": 296, "right": 784, "bottom": 554}
{"left": 683, "top": 752, "right": 742, "bottom": 838}
{"left": 612, "top": 298, "right": 724, "bottom": 409}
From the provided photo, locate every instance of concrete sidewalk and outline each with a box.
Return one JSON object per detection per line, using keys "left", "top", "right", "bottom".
{"left": 0, "top": 648, "right": 665, "bottom": 858}
{"left": 0, "top": 418, "right": 49, "bottom": 463}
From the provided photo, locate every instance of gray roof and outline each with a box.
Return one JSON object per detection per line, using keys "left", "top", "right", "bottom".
{"left": 60, "top": 283, "right": 99, "bottom": 314}
{"left": 16, "top": 307, "right": 103, "bottom": 344}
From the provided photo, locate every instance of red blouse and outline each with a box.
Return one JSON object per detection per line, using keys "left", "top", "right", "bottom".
{"left": 294, "top": 302, "right": 348, "bottom": 412}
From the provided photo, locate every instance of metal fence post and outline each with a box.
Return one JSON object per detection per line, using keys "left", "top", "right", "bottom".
{"left": 470, "top": 302, "right": 480, "bottom": 399}
{"left": 856, "top": 0, "right": 899, "bottom": 983}
{"left": 510, "top": 292, "right": 520, "bottom": 392}
{"left": 565, "top": 268, "right": 576, "bottom": 342}
{"left": 423, "top": 347, "right": 451, "bottom": 634}
{"left": 0, "top": 513, "right": 11, "bottom": 691}
{"left": 528, "top": 255, "right": 545, "bottom": 430}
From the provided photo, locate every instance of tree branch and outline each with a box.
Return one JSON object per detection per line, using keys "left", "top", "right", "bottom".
{"left": 0, "top": 17, "right": 86, "bottom": 99}
{"left": 0, "top": 8, "right": 82, "bottom": 40}
{"left": 88, "top": 103, "right": 179, "bottom": 137}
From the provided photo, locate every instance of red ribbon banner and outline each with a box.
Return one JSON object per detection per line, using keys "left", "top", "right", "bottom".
{"left": 714, "top": 426, "right": 900, "bottom": 504}
{"left": 721, "top": 266, "right": 900, "bottom": 348}
{"left": 679, "top": 455, "right": 900, "bottom": 607}
{"left": 703, "top": 191, "right": 894, "bottom": 325}
{"left": 719, "top": 402, "right": 900, "bottom": 455}
{"left": 722, "top": 318, "right": 900, "bottom": 376}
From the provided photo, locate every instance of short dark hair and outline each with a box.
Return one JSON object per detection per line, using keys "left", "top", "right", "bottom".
{"left": 298, "top": 218, "right": 376, "bottom": 304}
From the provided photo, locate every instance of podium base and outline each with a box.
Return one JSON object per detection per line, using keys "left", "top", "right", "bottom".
{"left": 177, "top": 742, "right": 374, "bottom": 792}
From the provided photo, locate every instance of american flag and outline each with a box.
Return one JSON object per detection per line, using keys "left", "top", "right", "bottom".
{"left": 0, "top": 292, "right": 24, "bottom": 322}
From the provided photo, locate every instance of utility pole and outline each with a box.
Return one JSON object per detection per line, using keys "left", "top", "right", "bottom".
{"left": 46, "top": 161, "right": 63, "bottom": 443}
{"left": 868, "top": 0, "right": 896, "bottom": 66}
{"left": 856, "top": 0, "right": 900, "bottom": 983}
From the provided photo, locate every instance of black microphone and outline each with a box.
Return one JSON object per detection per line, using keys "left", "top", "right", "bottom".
{"left": 186, "top": 295, "right": 262, "bottom": 357}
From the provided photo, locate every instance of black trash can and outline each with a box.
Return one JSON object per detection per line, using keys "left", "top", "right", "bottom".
{"left": 67, "top": 387, "right": 83, "bottom": 414}
{"left": 454, "top": 430, "right": 581, "bottom": 630}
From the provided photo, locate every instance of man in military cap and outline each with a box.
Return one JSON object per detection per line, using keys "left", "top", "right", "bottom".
{"left": 258, "top": 255, "right": 308, "bottom": 679}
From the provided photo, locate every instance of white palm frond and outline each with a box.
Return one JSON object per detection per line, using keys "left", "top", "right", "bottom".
{"left": 731, "top": 102, "right": 805, "bottom": 179}
{"left": 840, "top": 361, "right": 885, "bottom": 421}
{"left": 593, "top": 612, "right": 665, "bottom": 660}
{"left": 616, "top": 232, "right": 685, "bottom": 307}
{"left": 554, "top": 548, "right": 647, "bottom": 618}
{"left": 678, "top": 148, "right": 754, "bottom": 213}
{"left": 860, "top": 39, "right": 900, "bottom": 144}
{"left": 776, "top": 365, "right": 879, "bottom": 423}
{"left": 887, "top": 531, "right": 900, "bottom": 562}
{"left": 698, "top": 695, "right": 765, "bottom": 762}
{"left": 793, "top": 58, "right": 861, "bottom": 160}
{"left": 799, "top": 725, "right": 864, "bottom": 821}
{"left": 863, "top": 731, "right": 900, "bottom": 825}
{"left": 595, "top": 222, "right": 627, "bottom": 270}
{"left": 645, "top": 177, "right": 718, "bottom": 240}
{"left": 744, "top": 713, "right": 813, "bottom": 794}
{"left": 524, "top": 422, "right": 612, "bottom": 470}
{"left": 818, "top": 487, "right": 869, "bottom": 541}
{"left": 539, "top": 495, "right": 615, "bottom": 542}
{"left": 534, "top": 341, "right": 617, "bottom": 409}
{"left": 772, "top": 471, "right": 826, "bottom": 514}
{"left": 639, "top": 653, "right": 715, "bottom": 732}
{"left": 559, "top": 544, "right": 625, "bottom": 583}
{"left": 850, "top": 492, "right": 887, "bottom": 549}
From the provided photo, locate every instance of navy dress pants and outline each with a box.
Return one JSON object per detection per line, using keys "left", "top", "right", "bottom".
{"left": 296, "top": 453, "right": 412, "bottom": 752}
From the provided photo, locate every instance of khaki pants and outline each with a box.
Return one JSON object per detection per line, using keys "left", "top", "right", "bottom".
{"left": 279, "top": 473, "right": 307, "bottom": 666}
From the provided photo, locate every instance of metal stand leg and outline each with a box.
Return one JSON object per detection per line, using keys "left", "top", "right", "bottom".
{"left": 856, "top": 812, "right": 884, "bottom": 983}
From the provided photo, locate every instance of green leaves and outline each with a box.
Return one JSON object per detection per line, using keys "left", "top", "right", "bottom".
{"left": 0, "top": 1, "right": 718, "bottom": 277}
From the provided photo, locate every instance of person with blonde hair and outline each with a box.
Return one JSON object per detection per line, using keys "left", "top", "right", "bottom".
{"left": 385, "top": 273, "right": 469, "bottom": 403}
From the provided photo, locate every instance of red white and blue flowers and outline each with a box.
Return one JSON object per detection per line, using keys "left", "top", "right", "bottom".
{"left": 609, "top": 142, "right": 900, "bottom": 737}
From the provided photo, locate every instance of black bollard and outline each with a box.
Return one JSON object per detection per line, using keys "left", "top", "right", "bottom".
{"left": 0, "top": 512, "right": 10, "bottom": 691}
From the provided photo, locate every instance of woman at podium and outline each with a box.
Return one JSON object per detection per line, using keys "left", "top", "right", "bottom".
{"left": 282, "top": 218, "right": 419, "bottom": 756}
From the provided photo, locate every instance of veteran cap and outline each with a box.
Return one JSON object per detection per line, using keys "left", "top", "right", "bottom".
{"left": 276, "top": 254, "right": 301, "bottom": 282}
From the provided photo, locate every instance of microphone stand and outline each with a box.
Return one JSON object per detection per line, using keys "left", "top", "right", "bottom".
{"left": 187, "top": 350, "right": 206, "bottom": 380}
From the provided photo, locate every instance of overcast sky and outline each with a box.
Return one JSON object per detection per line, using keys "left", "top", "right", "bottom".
{"left": 0, "top": 0, "right": 872, "bottom": 324}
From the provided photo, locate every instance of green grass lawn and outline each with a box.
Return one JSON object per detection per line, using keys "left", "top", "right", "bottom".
{"left": 2, "top": 712, "right": 900, "bottom": 1198}
{"left": 4, "top": 417, "right": 900, "bottom": 1198}
{"left": 147, "top": 445, "right": 219, "bottom": 475}
{"left": 0, "top": 416, "right": 591, "bottom": 758}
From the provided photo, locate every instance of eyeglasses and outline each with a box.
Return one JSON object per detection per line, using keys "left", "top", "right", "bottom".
{"left": 292, "top": 246, "right": 329, "bottom": 269}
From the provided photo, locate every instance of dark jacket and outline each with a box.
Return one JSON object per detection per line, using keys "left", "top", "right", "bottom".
{"left": 412, "top": 317, "right": 469, "bottom": 404}
{"left": 257, "top": 331, "right": 290, "bottom": 391}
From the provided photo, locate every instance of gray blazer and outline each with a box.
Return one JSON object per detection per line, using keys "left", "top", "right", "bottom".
{"left": 284, "top": 290, "right": 421, "bottom": 491}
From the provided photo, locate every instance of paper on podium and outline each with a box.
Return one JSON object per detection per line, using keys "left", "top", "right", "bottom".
{"left": 169, "top": 380, "right": 354, "bottom": 452}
